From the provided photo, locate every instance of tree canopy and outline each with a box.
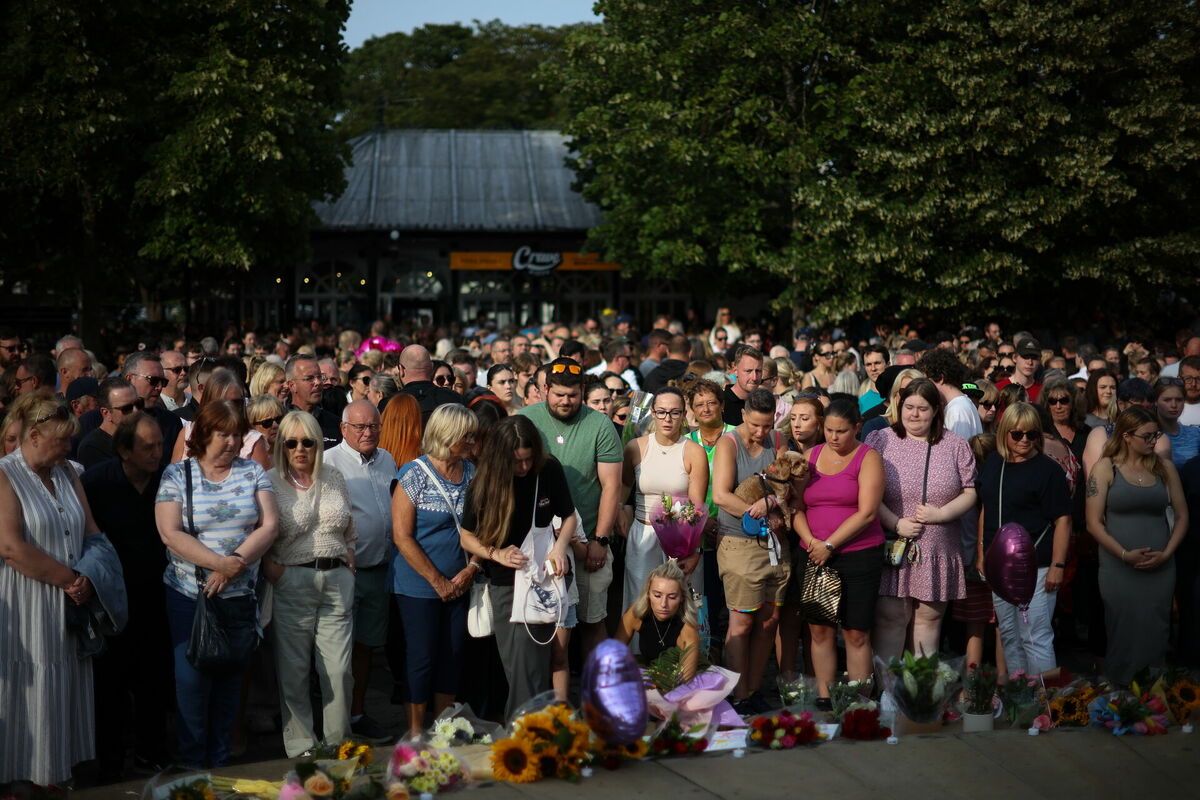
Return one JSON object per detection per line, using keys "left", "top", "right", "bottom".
{"left": 0, "top": 0, "right": 349, "bottom": 333}
{"left": 338, "top": 20, "right": 585, "bottom": 138}
{"left": 551, "top": 0, "right": 1200, "bottom": 325}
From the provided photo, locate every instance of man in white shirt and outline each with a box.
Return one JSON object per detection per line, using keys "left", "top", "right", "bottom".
{"left": 917, "top": 349, "right": 983, "bottom": 439}
{"left": 1161, "top": 336, "right": 1200, "bottom": 379}
{"left": 324, "top": 400, "right": 398, "bottom": 741}
{"left": 1179, "top": 356, "right": 1200, "bottom": 426}
{"left": 585, "top": 339, "right": 641, "bottom": 391}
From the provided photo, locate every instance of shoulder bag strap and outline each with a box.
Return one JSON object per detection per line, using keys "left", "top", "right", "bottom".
{"left": 184, "top": 459, "right": 205, "bottom": 585}
{"left": 921, "top": 442, "right": 932, "bottom": 504}
{"left": 415, "top": 459, "right": 467, "bottom": 568}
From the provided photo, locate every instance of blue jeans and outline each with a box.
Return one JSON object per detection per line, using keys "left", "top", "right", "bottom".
{"left": 394, "top": 594, "right": 467, "bottom": 704}
{"left": 165, "top": 586, "right": 247, "bottom": 768}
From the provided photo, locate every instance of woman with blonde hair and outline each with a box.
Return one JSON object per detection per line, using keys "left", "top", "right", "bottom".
{"left": 262, "top": 410, "right": 357, "bottom": 757}
{"left": 616, "top": 560, "right": 701, "bottom": 678}
{"left": 975, "top": 402, "right": 1071, "bottom": 676}
{"left": 172, "top": 367, "right": 269, "bottom": 469}
{"left": 392, "top": 404, "right": 479, "bottom": 737}
{"left": 379, "top": 393, "right": 422, "bottom": 466}
{"left": 1086, "top": 407, "right": 1187, "bottom": 685}
{"left": 972, "top": 378, "right": 1001, "bottom": 433}
{"left": 250, "top": 361, "right": 287, "bottom": 403}
{"left": 247, "top": 394, "right": 286, "bottom": 454}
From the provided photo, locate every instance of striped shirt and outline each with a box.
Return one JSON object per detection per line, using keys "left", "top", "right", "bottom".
{"left": 156, "top": 457, "right": 273, "bottom": 598}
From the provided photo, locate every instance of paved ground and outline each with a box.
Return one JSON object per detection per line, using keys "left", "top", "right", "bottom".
{"left": 75, "top": 726, "right": 1200, "bottom": 800}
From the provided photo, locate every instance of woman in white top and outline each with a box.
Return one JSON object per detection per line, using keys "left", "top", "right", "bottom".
{"left": 620, "top": 387, "right": 709, "bottom": 611}
{"left": 261, "top": 410, "right": 356, "bottom": 757}
{"left": 172, "top": 367, "right": 270, "bottom": 469}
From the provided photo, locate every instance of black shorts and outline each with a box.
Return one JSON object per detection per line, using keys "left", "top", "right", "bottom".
{"left": 799, "top": 545, "right": 884, "bottom": 632}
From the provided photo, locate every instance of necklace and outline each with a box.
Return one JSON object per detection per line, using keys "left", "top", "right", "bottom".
{"left": 288, "top": 467, "right": 312, "bottom": 490}
{"left": 652, "top": 433, "right": 678, "bottom": 455}
{"left": 696, "top": 426, "right": 723, "bottom": 448}
{"left": 548, "top": 411, "right": 573, "bottom": 445}
{"left": 650, "top": 615, "right": 673, "bottom": 647}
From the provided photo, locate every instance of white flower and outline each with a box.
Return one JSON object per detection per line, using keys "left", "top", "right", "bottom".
{"left": 429, "top": 736, "right": 451, "bottom": 749}
{"left": 452, "top": 717, "right": 473, "bottom": 734}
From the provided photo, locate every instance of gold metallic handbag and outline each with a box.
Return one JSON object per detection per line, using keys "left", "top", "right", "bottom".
{"left": 798, "top": 558, "right": 842, "bottom": 626}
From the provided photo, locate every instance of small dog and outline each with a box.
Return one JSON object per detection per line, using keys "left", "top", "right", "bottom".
{"left": 734, "top": 450, "right": 809, "bottom": 534}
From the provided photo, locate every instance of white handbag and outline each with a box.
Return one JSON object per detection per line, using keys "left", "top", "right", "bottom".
{"left": 509, "top": 476, "right": 567, "bottom": 643}
{"left": 414, "top": 459, "right": 493, "bottom": 637}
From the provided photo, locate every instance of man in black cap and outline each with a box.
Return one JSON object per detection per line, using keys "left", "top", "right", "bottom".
{"left": 996, "top": 338, "right": 1043, "bottom": 401}
{"left": 66, "top": 375, "right": 99, "bottom": 418}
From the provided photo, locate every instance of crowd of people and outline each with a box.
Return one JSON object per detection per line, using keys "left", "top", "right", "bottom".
{"left": 1, "top": 311, "right": 1198, "bottom": 786}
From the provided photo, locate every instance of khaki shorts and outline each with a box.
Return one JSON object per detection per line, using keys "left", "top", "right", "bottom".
{"left": 717, "top": 534, "right": 790, "bottom": 612}
{"left": 574, "top": 552, "right": 613, "bottom": 625}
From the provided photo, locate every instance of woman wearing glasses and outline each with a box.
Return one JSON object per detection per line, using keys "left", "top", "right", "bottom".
{"left": 247, "top": 395, "right": 285, "bottom": 454}
{"left": 1038, "top": 376, "right": 1088, "bottom": 465}
{"left": 972, "top": 378, "right": 1001, "bottom": 433}
{"left": 391, "top": 404, "right": 479, "bottom": 738}
{"left": 262, "top": 411, "right": 357, "bottom": 757}
{"left": 975, "top": 403, "right": 1072, "bottom": 677}
{"left": 800, "top": 342, "right": 838, "bottom": 390}
{"left": 620, "top": 388, "right": 709, "bottom": 611}
{"left": 1086, "top": 407, "right": 1188, "bottom": 684}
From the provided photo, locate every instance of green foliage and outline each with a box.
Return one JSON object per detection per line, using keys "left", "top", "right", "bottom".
{"left": 339, "top": 20, "right": 586, "bottom": 138}
{"left": 0, "top": 0, "right": 349, "bottom": 324}
{"left": 643, "top": 644, "right": 708, "bottom": 694}
{"left": 552, "top": 0, "right": 1200, "bottom": 323}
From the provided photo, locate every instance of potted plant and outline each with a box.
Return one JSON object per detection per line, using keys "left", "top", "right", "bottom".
{"left": 962, "top": 663, "right": 998, "bottom": 732}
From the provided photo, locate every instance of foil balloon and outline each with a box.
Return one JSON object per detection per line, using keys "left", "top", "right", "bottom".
{"left": 580, "top": 639, "right": 647, "bottom": 745}
{"left": 985, "top": 522, "right": 1036, "bottom": 609}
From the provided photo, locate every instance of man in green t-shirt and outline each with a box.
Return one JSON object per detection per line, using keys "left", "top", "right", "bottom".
{"left": 519, "top": 358, "right": 623, "bottom": 654}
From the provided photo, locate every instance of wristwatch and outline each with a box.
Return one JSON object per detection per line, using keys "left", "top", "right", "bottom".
{"left": 595, "top": 536, "right": 611, "bottom": 547}
{"left": 824, "top": 541, "right": 835, "bottom": 552}
{"left": 1051, "top": 561, "right": 1066, "bottom": 569}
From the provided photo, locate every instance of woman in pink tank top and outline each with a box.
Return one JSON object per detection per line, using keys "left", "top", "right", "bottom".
{"left": 792, "top": 398, "right": 885, "bottom": 701}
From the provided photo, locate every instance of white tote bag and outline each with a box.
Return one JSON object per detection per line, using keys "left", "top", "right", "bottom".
{"left": 510, "top": 476, "right": 566, "bottom": 642}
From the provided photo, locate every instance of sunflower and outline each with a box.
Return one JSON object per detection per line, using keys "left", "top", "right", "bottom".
{"left": 515, "top": 711, "right": 558, "bottom": 742}
{"left": 1166, "top": 680, "right": 1200, "bottom": 723}
{"left": 337, "top": 741, "right": 356, "bottom": 760}
{"left": 546, "top": 704, "right": 577, "bottom": 727}
{"left": 492, "top": 737, "right": 539, "bottom": 783}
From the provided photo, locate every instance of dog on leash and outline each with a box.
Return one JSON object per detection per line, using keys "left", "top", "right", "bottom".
{"left": 733, "top": 449, "right": 809, "bottom": 534}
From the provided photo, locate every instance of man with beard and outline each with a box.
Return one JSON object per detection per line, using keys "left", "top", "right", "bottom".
{"left": 518, "top": 358, "right": 622, "bottom": 654}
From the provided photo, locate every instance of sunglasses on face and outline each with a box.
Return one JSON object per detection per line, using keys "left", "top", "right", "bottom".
{"left": 109, "top": 398, "right": 146, "bottom": 414}
{"left": 165, "top": 365, "right": 187, "bottom": 374}
{"left": 433, "top": 374, "right": 452, "bottom": 385}
{"left": 818, "top": 351, "right": 834, "bottom": 358}
{"left": 284, "top": 438, "right": 317, "bottom": 449}
{"left": 614, "top": 413, "right": 630, "bottom": 422}
{"left": 978, "top": 401, "right": 997, "bottom": 410}
{"left": 253, "top": 416, "right": 283, "bottom": 428}
{"left": 1008, "top": 430, "right": 1039, "bottom": 441}
{"left": 33, "top": 405, "right": 70, "bottom": 425}
{"left": 1158, "top": 377, "right": 1184, "bottom": 387}
{"left": 551, "top": 363, "right": 582, "bottom": 375}
{"left": 1046, "top": 396, "right": 1071, "bottom": 406}
{"left": 992, "top": 367, "right": 1014, "bottom": 376}
{"left": 130, "top": 373, "right": 169, "bottom": 389}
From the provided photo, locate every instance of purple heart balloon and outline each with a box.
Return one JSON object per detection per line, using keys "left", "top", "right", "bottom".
{"left": 985, "top": 522, "right": 1036, "bottom": 609}
{"left": 580, "top": 639, "right": 647, "bottom": 745}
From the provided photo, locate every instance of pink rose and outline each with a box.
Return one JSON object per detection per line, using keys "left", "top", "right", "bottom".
{"left": 1033, "top": 715, "right": 1052, "bottom": 731}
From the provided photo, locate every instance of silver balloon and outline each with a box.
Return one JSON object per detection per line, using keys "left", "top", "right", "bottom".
{"left": 580, "top": 639, "right": 648, "bottom": 745}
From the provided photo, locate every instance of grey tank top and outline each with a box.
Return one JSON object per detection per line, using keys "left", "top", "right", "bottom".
{"left": 718, "top": 430, "right": 780, "bottom": 537}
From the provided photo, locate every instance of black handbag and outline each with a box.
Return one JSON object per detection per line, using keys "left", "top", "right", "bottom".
{"left": 183, "top": 459, "right": 259, "bottom": 674}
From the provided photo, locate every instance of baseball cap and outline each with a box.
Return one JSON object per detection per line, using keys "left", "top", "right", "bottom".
{"left": 67, "top": 376, "right": 99, "bottom": 402}
{"left": 1015, "top": 339, "right": 1042, "bottom": 359}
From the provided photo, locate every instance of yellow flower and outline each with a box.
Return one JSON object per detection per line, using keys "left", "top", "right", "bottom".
{"left": 623, "top": 739, "right": 649, "bottom": 759}
{"left": 337, "top": 742, "right": 355, "bottom": 760}
{"left": 546, "top": 704, "right": 576, "bottom": 726}
{"left": 353, "top": 745, "right": 372, "bottom": 766}
{"left": 515, "top": 712, "right": 557, "bottom": 741}
{"left": 303, "top": 773, "right": 335, "bottom": 796}
{"left": 491, "top": 737, "right": 539, "bottom": 784}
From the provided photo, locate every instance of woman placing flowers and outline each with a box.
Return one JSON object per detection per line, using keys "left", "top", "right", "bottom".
{"left": 620, "top": 387, "right": 709, "bottom": 611}
{"left": 616, "top": 560, "right": 702, "bottom": 679}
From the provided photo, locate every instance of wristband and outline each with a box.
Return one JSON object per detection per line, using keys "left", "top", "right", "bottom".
{"left": 1051, "top": 561, "right": 1066, "bottom": 569}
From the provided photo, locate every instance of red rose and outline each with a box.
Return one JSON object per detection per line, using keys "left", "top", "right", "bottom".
{"left": 693, "top": 738, "right": 708, "bottom": 752}
{"left": 673, "top": 741, "right": 689, "bottom": 755}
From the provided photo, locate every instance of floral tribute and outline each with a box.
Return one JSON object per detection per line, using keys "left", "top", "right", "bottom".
{"left": 647, "top": 714, "right": 708, "bottom": 760}
{"left": 388, "top": 743, "right": 470, "bottom": 796}
{"left": 1048, "top": 681, "right": 1100, "bottom": 728}
{"left": 840, "top": 707, "right": 892, "bottom": 741}
{"left": 651, "top": 495, "right": 707, "bottom": 559}
{"left": 883, "top": 651, "right": 961, "bottom": 724}
{"left": 428, "top": 716, "right": 495, "bottom": 749}
{"left": 748, "top": 710, "right": 825, "bottom": 749}
{"left": 490, "top": 703, "right": 643, "bottom": 784}
{"left": 1088, "top": 691, "right": 1169, "bottom": 736}
{"left": 1160, "top": 672, "right": 1200, "bottom": 724}
{"left": 997, "top": 670, "right": 1046, "bottom": 727}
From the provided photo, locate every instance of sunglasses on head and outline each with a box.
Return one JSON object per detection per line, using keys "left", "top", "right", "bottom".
{"left": 33, "top": 405, "right": 70, "bottom": 426}
{"left": 285, "top": 438, "right": 317, "bottom": 449}
{"left": 253, "top": 415, "right": 283, "bottom": 428}
{"left": 551, "top": 363, "right": 582, "bottom": 375}
{"left": 1008, "top": 429, "right": 1039, "bottom": 441}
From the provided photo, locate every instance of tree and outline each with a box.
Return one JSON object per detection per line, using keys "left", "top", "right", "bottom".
{"left": 552, "top": 0, "right": 1200, "bottom": 326}
{"left": 0, "top": 0, "right": 349, "bottom": 336}
{"left": 338, "top": 20, "right": 585, "bottom": 138}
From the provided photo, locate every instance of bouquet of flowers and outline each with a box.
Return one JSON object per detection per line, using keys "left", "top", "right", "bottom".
{"left": 748, "top": 710, "right": 825, "bottom": 749}
{"left": 1164, "top": 673, "right": 1200, "bottom": 724}
{"left": 427, "top": 703, "right": 502, "bottom": 749}
{"left": 1088, "top": 691, "right": 1169, "bottom": 736}
{"left": 776, "top": 672, "right": 818, "bottom": 712}
{"left": 651, "top": 495, "right": 707, "bottom": 559}
{"left": 388, "top": 742, "right": 469, "bottom": 796}
{"left": 963, "top": 663, "right": 999, "bottom": 716}
{"left": 840, "top": 707, "right": 892, "bottom": 741}
{"left": 491, "top": 703, "right": 634, "bottom": 783}
{"left": 1048, "top": 680, "right": 1100, "bottom": 728}
{"left": 878, "top": 651, "right": 961, "bottom": 724}
{"left": 647, "top": 714, "right": 708, "bottom": 759}
{"left": 997, "top": 671, "right": 1045, "bottom": 728}
{"left": 828, "top": 677, "right": 873, "bottom": 720}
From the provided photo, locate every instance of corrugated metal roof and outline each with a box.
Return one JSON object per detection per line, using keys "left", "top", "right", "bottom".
{"left": 313, "top": 129, "right": 603, "bottom": 232}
